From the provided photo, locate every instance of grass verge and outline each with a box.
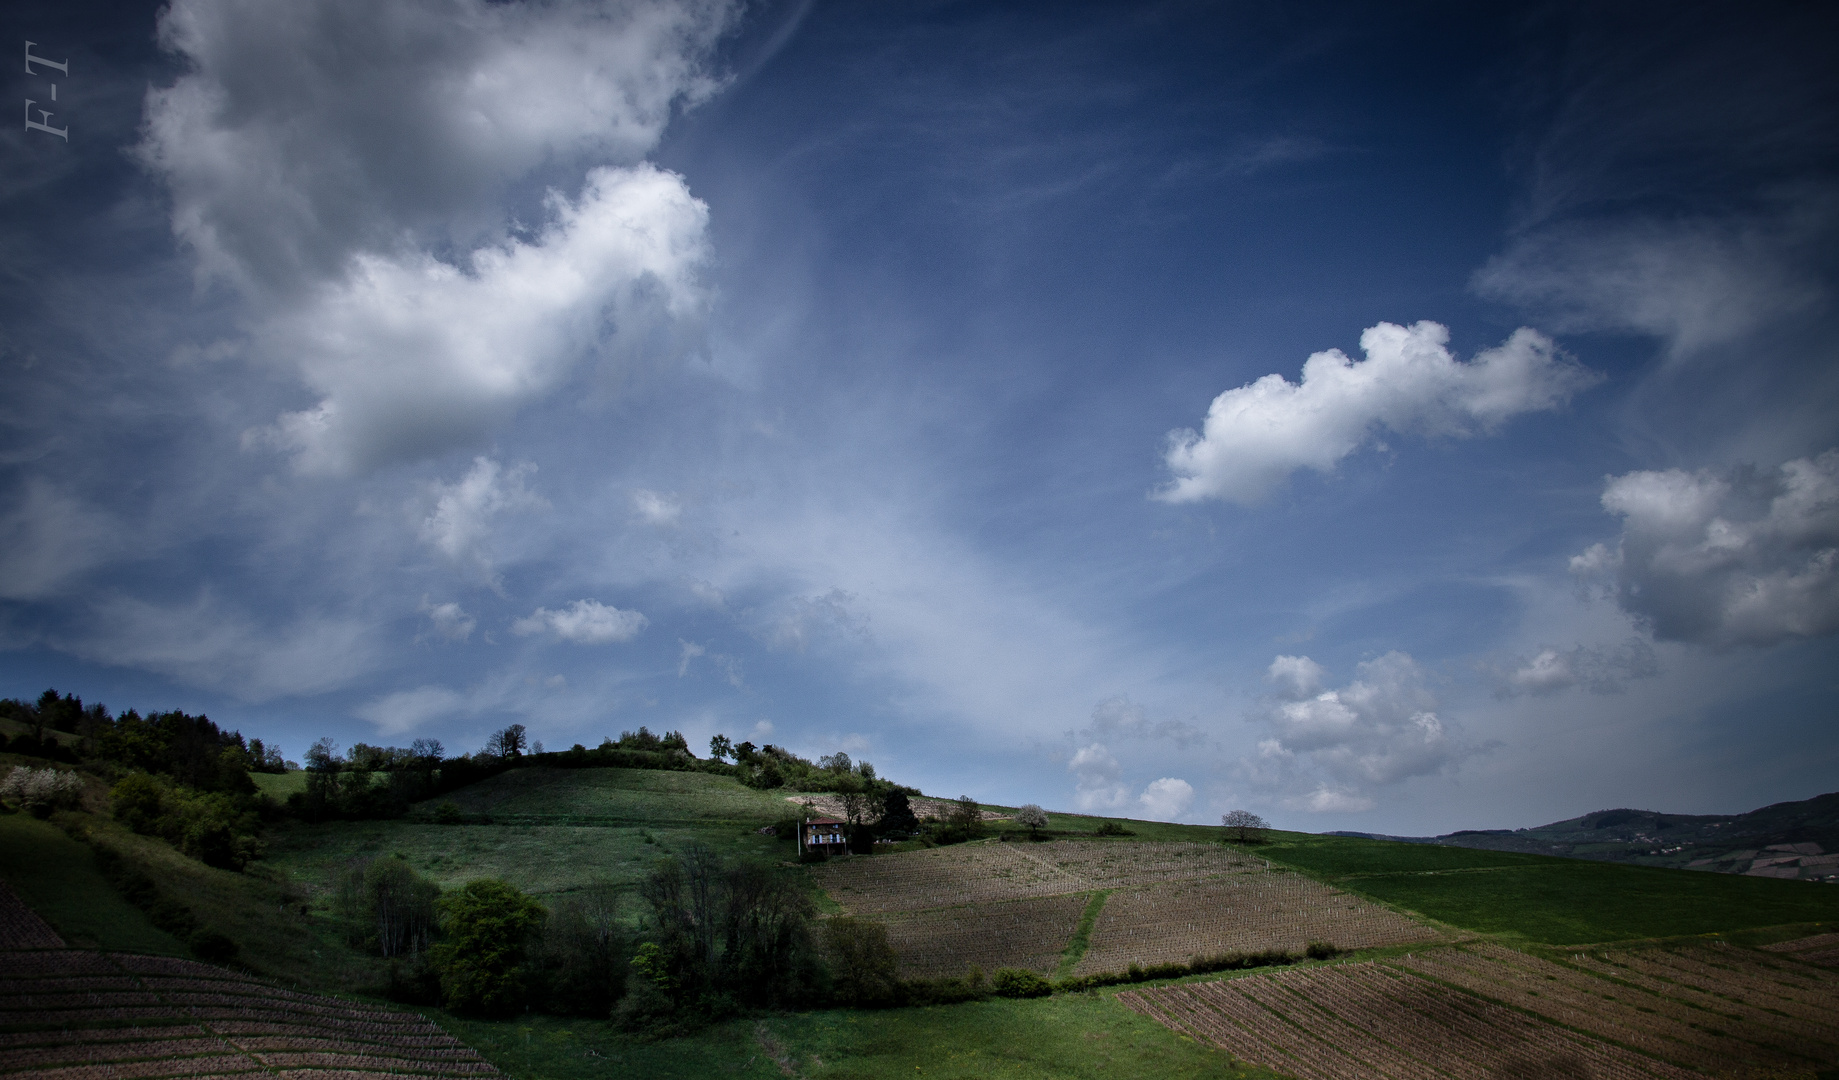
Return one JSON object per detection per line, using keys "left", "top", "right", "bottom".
{"left": 1056, "top": 890, "right": 1110, "bottom": 978}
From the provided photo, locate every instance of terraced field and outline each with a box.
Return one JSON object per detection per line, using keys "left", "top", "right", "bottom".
{"left": 0, "top": 885, "right": 498, "bottom": 1080}
{"left": 809, "top": 840, "right": 1437, "bottom": 979}
{"left": 1124, "top": 941, "right": 1839, "bottom": 1079}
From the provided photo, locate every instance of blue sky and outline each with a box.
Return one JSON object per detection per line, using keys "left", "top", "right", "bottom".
{"left": 3, "top": 0, "right": 1835, "bottom": 833}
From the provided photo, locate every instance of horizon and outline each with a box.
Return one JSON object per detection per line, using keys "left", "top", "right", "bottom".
{"left": 3, "top": 0, "right": 1835, "bottom": 836}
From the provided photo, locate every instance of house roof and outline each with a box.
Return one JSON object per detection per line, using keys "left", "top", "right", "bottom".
{"left": 804, "top": 816, "right": 846, "bottom": 825}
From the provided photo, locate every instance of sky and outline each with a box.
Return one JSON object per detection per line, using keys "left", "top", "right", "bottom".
{"left": 2, "top": 0, "right": 1835, "bottom": 835}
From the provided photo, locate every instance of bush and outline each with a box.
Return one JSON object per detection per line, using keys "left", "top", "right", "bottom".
{"left": 110, "top": 773, "right": 264, "bottom": 869}
{"left": 1, "top": 766, "right": 84, "bottom": 816}
{"left": 824, "top": 918, "right": 900, "bottom": 1008}
{"left": 538, "top": 881, "right": 628, "bottom": 1018}
{"left": 433, "top": 801, "right": 464, "bottom": 824}
{"left": 1305, "top": 940, "right": 1338, "bottom": 960}
{"left": 990, "top": 967, "right": 1052, "bottom": 998}
{"left": 334, "top": 856, "right": 439, "bottom": 957}
{"left": 431, "top": 879, "right": 547, "bottom": 1016}
{"left": 1094, "top": 820, "right": 1133, "bottom": 837}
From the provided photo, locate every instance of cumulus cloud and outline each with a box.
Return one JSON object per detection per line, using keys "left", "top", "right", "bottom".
{"left": 419, "top": 599, "right": 476, "bottom": 643}
{"left": 1259, "top": 651, "right": 1471, "bottom": 791}
{"left": 633, "top": 488, "right": 683, "bottom": 527}
{"left": 354, "top": 685, "right": 468, "bottom": 736}
{"left": 1571, "top": 450, "right": 1839, "bottom": 647}
{"left": 1137, "top": 777, "right": 1195, "bottom": 821}
{"left": 513, "top": 599, "right": 648, "bottom": 644}
{"left": 142, "top": 0, "right": 732, "bottom": 473}
{"left": 416, "top": 457, "right": 545, "bottom": 586}
{"left": 252, "top": 165, "right": 711, "bottom": 473}
{"left": 1157, "top": 321, "right": 1599, "bottom": 504}
{"left": 1068, "top": 742, "right": 1130, "bottom": 811}
{"left": 1494, "top": 638, "right": 1660, "bottom": 696}
{"left": 140, "top": 0, "right": 735, "bottom": 292}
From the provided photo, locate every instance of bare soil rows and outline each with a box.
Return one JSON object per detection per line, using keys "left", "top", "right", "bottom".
{"left": 1073, "top": 873, "right": 1437, "bottom": 975}
{"left": 1607, "top": 948, "right": 1839, "bottom": 1030}
{"left": 0, "top": 948, "right": 500, "bottom": 1079}
{"left": 1122, "top": 956, "right": 1697, "bottom": 1080}
{"left": 1395, "top": 943, "right": 1828, "bottom": 1072}
{"left": 879, "top": 893, "right": 1090, "bottom": 979}
{"left": 809, "top": 842, "right": 1088, "bottom": 913}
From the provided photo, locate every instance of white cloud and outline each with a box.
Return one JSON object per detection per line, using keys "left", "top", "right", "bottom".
{"left": 141, "top": 0, "right": 735, "bottom": 293}
{"left": 1137, "top": 777, "right": 1195, "bottom": 821}
{"left": 751, "top": 719, "right": 775, "bottom": 740}
{"left": 633, "top": 488, "right": 683, "bottom": 526}
{"left": 1495, "top": 638, "right": 1660, "bottom": 696}
{"left": 416, "top": 457, "right": 545, "bottom": 586}
{"left": 1572, "top": 450, "right": 1839, "bottom": 647}
{"left": 677, "top": 638, "right": 706, "bottom": 675}
{"left": 253, "top": 165, "right": 711, "bottom": 473}
{"left": 419, "top": 599, "right": 476, "bottom": 643}
{"left": 1068, "top": 742, "right": 1130, "bottom": 811}
{"left": 354, "top": 685, "right": 468, "bottom": 736}
{"left": 1258, "top": 651, "right": 1471, "bottom": 789}
{"left": 1083, "top": 696, "right": 1206, "bottom": 747}
{"left": 1157, "top": 321, "right": 1599, "bottom": 504}
{"left": 61, "top": 593, "right": 377, "bottom": 700}
{"left": 0, "top": 481, "right": 120, "bottom": 600}
{"left": 765, "top": 588, "right": 869, "bottom": 652}
{"left": 1288, "top": 786, "right": 1376, "bottom": 814}
{"left": 513, "top": 598, "right": 648, "bottom": 644}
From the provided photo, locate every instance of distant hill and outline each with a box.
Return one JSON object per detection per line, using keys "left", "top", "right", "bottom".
{"left": 1330, "top": 790, "right": 1839, "bottom": 881}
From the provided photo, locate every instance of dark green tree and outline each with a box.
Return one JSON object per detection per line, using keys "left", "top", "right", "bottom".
{"left": 432, "top": 879, "right": 547, "bottom": 1016}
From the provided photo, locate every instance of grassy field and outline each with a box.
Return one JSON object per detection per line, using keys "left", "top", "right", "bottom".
{"left": 438, "top": 990, "right": 1282, "bottom": 1080}
{"left": 426, "top": 766, "right": 798, "bottom": 824}
{"left": 1260, "top": 832, "right": 1839, "bottom": 944}
{"left": 0, "top": 812, "right": 179, "bottom": 953}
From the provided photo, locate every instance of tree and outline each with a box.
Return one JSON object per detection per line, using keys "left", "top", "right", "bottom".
{"left": 1221, "top": 809, "right": 1270, "bottom": 844}
{"left": 877, "top": 790, "right": 919, "bottom": 837}
{"left": 818, "top": 751, "right": 852, "bottom": 774}
{"left": 487, "top": 724, "right": 528, "bottom": 759}
{"left": 708, "top": 734, "right": 734, "bottom": 762}
{"left": 1016, "top": 804, "right": 1049, "bottom": 837}
{"left": 432, "top": 879, "right": 547, "bottom": 1016}
{"left": 823, "top": 918, "right": 900, "bottom": 1007}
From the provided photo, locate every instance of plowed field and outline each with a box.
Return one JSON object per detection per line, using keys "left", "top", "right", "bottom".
{"left": 1123, "top": 941, "right": 1839, "bottom": 1079}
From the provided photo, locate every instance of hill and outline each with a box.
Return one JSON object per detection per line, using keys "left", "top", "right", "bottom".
{"left": 1331, "top": 789, "right": 1839, "bottom": 880}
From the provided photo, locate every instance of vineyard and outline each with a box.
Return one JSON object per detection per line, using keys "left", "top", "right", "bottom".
{"left": 1072, "top": 873, "right": 1438, "bottom": 976}
{"left": 809, "top": 840, "right": 1439, "bottom": 980}
{"left": 879, "top": 894, "right": 1091, "bottom": 978}
{"left": 1123, "top": 941, "right": 1839, "bottom": 1079}
{"left": 1764, "top": 932, "right": 1839, "bottom": 968}
{"left": 0, "top": 901, "right": 501, "bottom": 1080}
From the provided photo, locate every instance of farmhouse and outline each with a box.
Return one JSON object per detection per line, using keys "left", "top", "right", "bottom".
{"left": 801, "top": 815, "right": 849, "bottom": 856}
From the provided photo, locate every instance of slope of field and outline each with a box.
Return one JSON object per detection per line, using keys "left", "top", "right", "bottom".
{"left": 1124, "top": 941, "right": 1839, "bottom": 1079}
{"left": 0, "top": 814, "right": 182, "bottom": 954}
{"left": 426, "top": 767, "right": 796, "bottom": 824}
{"left": 0, "top": 896, "right": 499, "bottom": 1080}
{"left": 809, "top": 840, "right": 1437, "bottom": 979}
{"left": 1262, "top": 833, "right": 1839, "bottom": 944}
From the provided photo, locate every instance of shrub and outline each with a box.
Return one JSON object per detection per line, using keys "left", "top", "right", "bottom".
{"left": 431, "top": 879, "right": 547, "bottom": 1016}
{"left": 538, "top": 881, "right": 628, "bottom": 1018}
{"left": 1305, "top": 940, "right": 1338, "bottom": 960}
{"left": 991, "top": 967, "right": 1052, "bottom": 998}
{"left": 824, "top": 918, "right": 900, "bottom": 1008}
{"left": 1094, "top": 820, "right": 1133, "bottom": 837}
{"left": 433, "top": 800, "right": 464, "bottom": 824}
{"left": 2, "top": 766, "right": 84, "bottom": 816}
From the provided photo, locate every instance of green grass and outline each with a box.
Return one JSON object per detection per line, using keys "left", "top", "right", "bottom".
{"left": 428, "top": 767, "right": 799, "bottom": 824}
{"left": 0, "top": 812, "right": 181, "bottom": 953}
{"left": 1056, "top": 891, "right": 1110, "bottom": 978}
{"left": 1261, "top": 832, "right": 1839, "bottom": 944}
{"left": 251, "top": 771, "right": 309, "bottom": 800}
{"left": 436, "top": 991, "right": 1280, "bottom": 1080}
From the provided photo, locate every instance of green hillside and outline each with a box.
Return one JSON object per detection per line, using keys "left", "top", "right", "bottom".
{"left": 1262, "top": 831, "right": 1839, "bottom": 944}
